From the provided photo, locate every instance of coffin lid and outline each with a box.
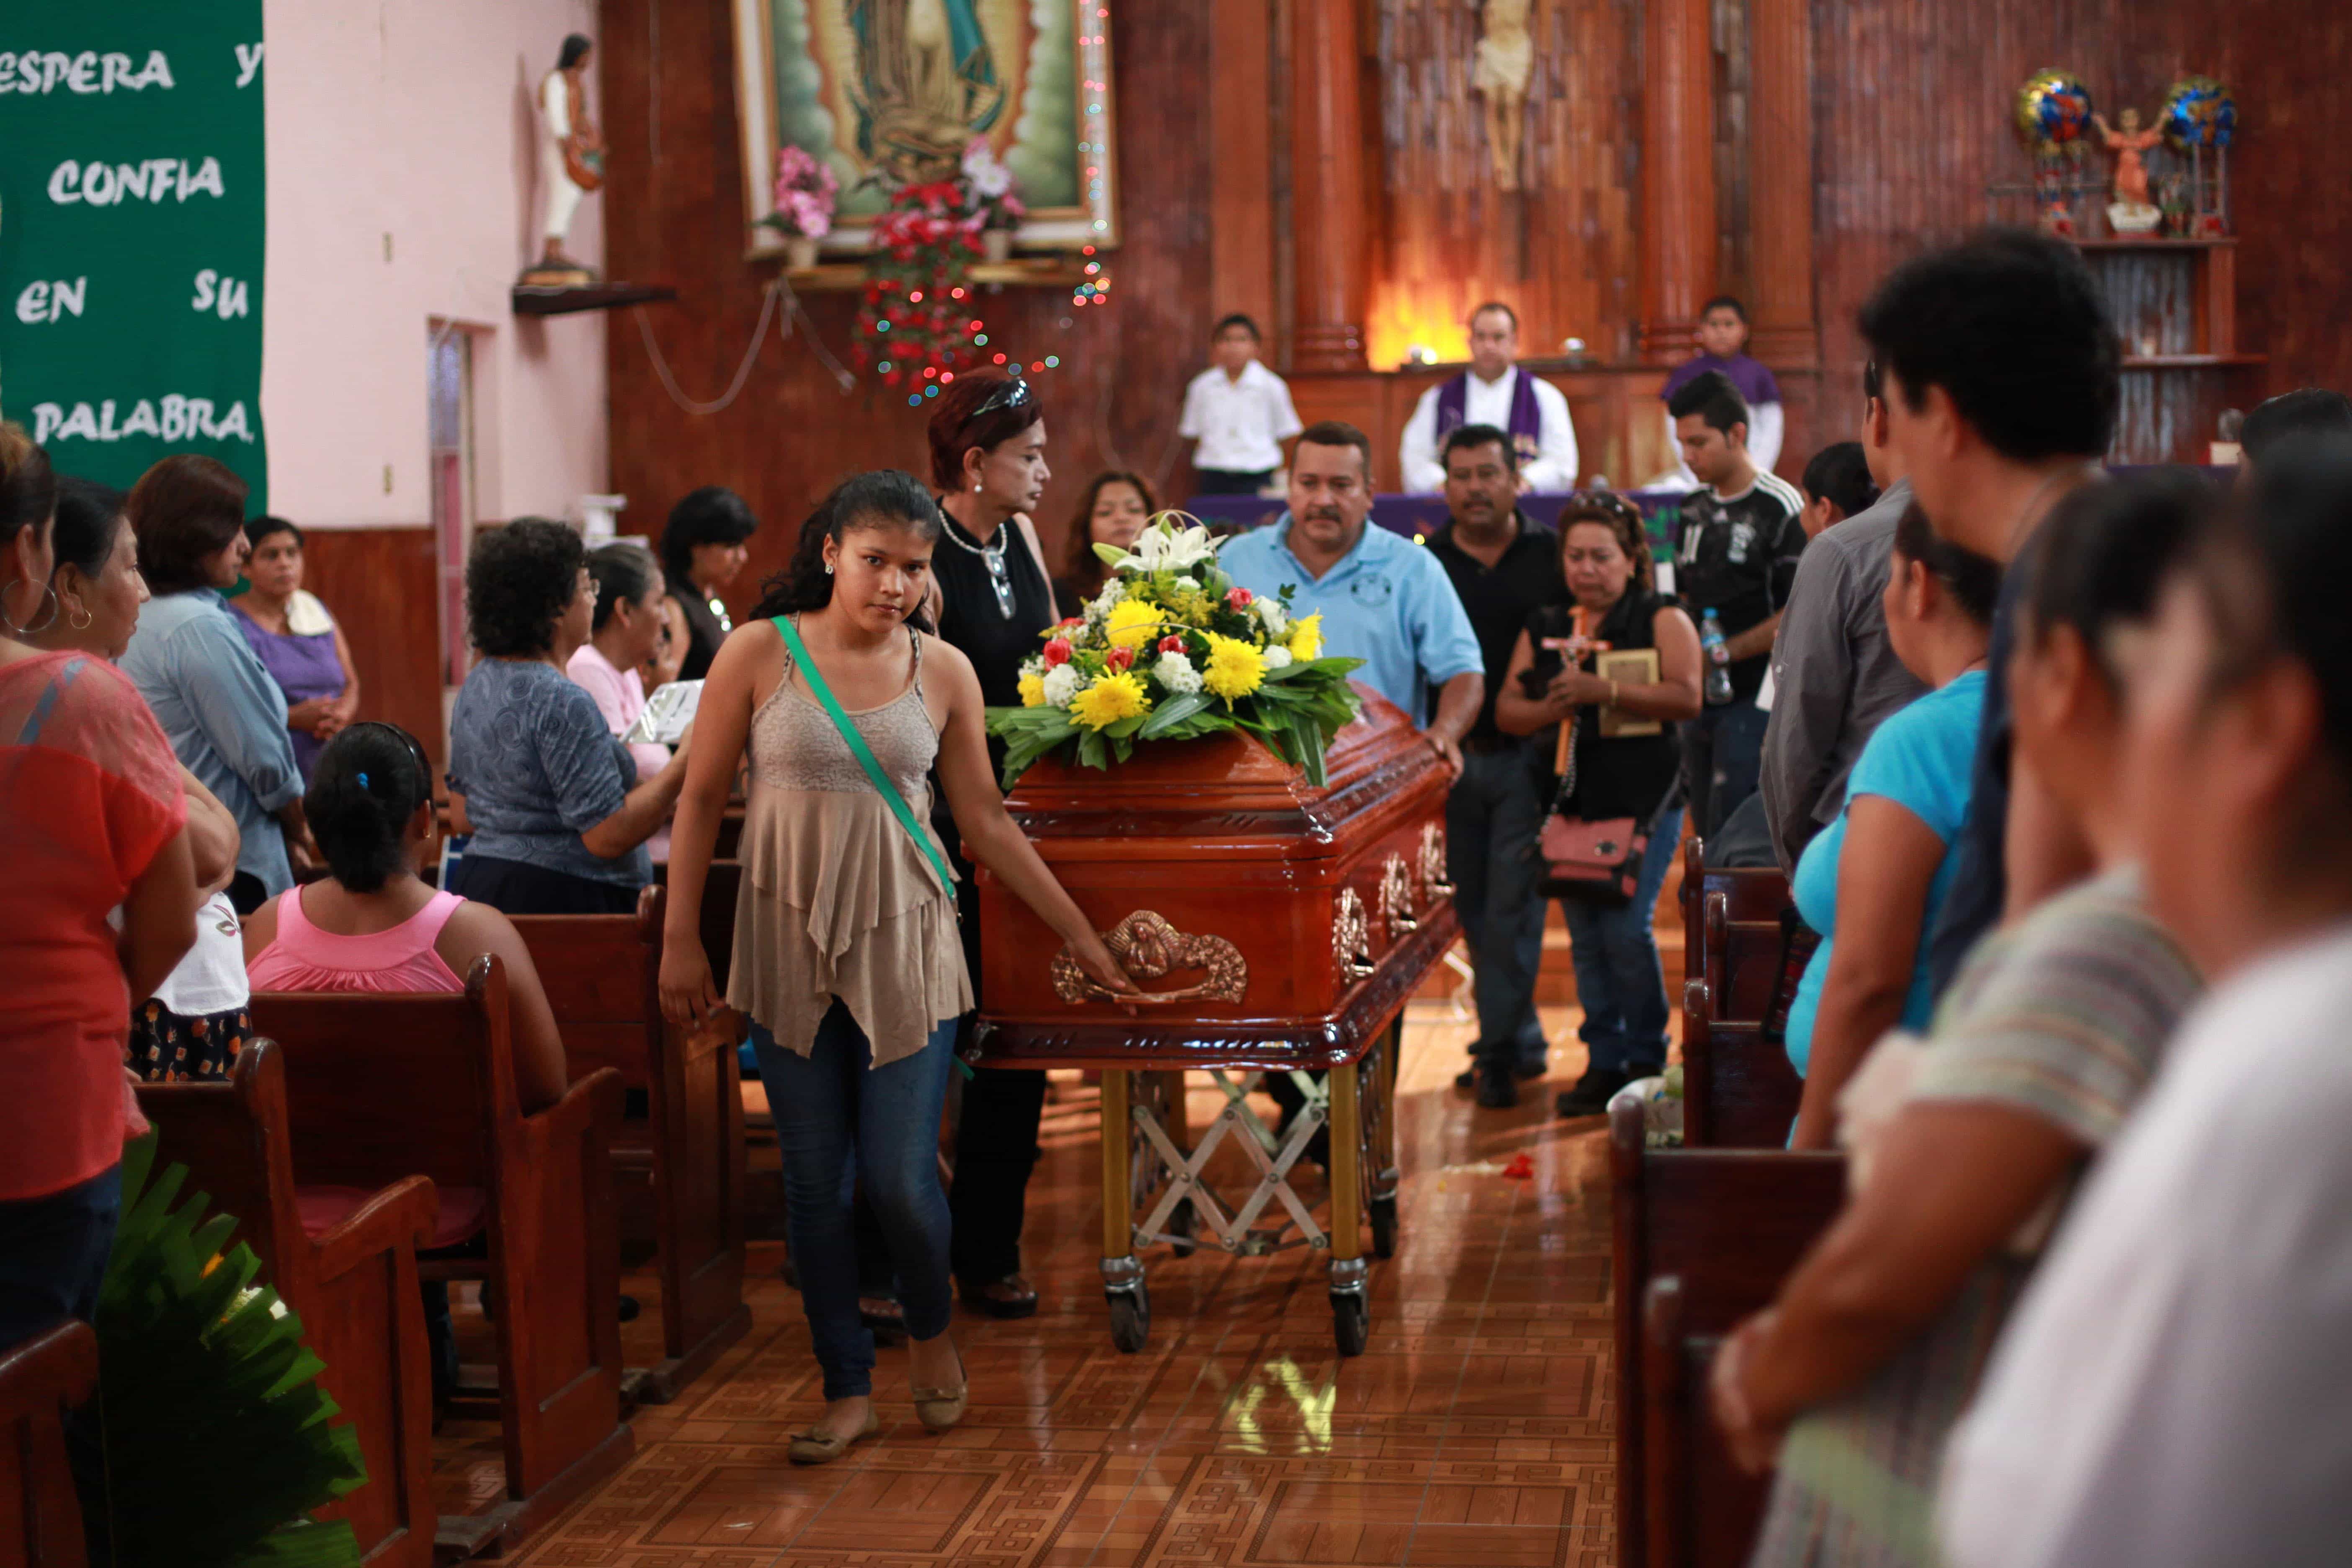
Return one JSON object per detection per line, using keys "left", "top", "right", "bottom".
{"left": 1001, "top": 682, "right": 1447, "bottom": 860}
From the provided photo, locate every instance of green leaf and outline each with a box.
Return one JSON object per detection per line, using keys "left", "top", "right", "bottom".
{"left": 1077, "top": 729, "right": 1109, "bottom": 769}
{"left": 1105, "top": 712, "right": 1151, "bottom": 739}
{"left": 1091, "top": 542, "right": 1130, "bottom": 568}
{"left": 1139, "top": 690, "right": 1213, "bottom": 737}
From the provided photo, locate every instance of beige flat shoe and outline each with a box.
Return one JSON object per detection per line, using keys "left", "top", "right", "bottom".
{"left": 912, "top": 1345, "right": 969, "bottom": 1433}
{"left": 787, "top": 1406, "right": 880, "bottom": 1465}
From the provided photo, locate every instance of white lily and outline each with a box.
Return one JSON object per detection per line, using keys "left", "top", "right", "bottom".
{"left": 1098, "top": 516, "right": 1220, "bottom": 576}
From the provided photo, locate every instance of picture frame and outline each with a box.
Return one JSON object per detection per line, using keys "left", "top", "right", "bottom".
{"left": 730, "top": 0, "right": 1120, "bottom": 258}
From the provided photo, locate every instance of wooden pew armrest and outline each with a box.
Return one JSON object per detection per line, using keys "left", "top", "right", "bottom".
{"left": 519, "top": 1066, "right": 626, "bottom": 1161}
{"left": 309, "top": 1174, "right": 439, "bottom": 1282}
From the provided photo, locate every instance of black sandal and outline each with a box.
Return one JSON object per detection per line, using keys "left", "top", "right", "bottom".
{"left": 860, "top": 1296, "right": 908, "bottom": 1344}
{"left": 958, "top": 1273, "right": 1039, "bottom": 1320}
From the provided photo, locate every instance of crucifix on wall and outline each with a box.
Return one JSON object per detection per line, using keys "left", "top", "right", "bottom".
{"left": 1473, "top": 0, "right": 1535, "bottom": 191}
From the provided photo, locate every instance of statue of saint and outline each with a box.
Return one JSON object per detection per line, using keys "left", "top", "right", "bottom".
{"left": 1473, "top": 0, "right": 1536, "bottom": 192}
{"left": 531, "top": 34, "right": 605, "bottom": 282}
{"left": 2091, "top": 106, "right": 2164, "bottom": 232}
{"left": 847, "top": 0, "right": 1006, "bottom": 185}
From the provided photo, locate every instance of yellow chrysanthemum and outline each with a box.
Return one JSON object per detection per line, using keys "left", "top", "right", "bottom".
{"left": 1104, "top": 598, "right": 1164, "bottom": 650}
{"left": 1068, "top": 671, "right": 1152, "bottom": 730}
{"left": 1017, "top": 670, "right": 1047, "bottom": 707}
{"left": 1202, "top": 634, "right": 1266, "bottom": 703}
{"left": 1287, "top": 613, "right": 1324, "bottom": 663}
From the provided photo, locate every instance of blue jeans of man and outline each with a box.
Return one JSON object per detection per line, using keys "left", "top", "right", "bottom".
{"left": 0, "top": 1164, "right": 123, "bottom": 1565}
{"left": 751, "top": 1003, "right": 956, "bottom": 1401}
{"left": 1560, "top": 808, "right": 1682, "bottom": 1076}
{"left": 1683, "top": 699, "right": 1770, "bottom": 844}
{"left": 1447, "top": 745, "right": 1550, "bottom": 1070}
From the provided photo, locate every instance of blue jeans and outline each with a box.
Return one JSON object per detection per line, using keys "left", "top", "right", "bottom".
{"left": 751, "top": 1003, "right": 956, "bottom": 1401}
{"left": 1683, "top": 699, "right": 1770, "bottom": 843}
{"left": 1447, "top": 746, "right": 1550, "bottom": 1069}
{"left": 1559, "top": 809, "right": 1682, "bottom": 1076}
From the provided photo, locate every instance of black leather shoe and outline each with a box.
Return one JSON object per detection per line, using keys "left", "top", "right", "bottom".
{"left": 1475, "top": 1063, "right": 1519, "bottom": 1109}
{"left": 1453, "top": 1066, "right": 1479, "bottom": 1090}
{"left": 1555, "top": 1066, "right": 1632, "bottom": 1119}
{"left": 1512, "top": 1058, "right": 1549, "bottom": 1081}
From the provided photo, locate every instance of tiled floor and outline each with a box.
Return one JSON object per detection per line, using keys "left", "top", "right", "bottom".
{"left": 436, "top": 998, "right": 1627, "bottom": 1568}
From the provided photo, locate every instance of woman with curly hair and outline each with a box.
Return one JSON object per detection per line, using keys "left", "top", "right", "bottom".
{"left": 660, "top": 469, "right": 1129, "bottom": 1464}
{"left": 1493, "top": 492, "right": 1703, "bottom": 1116}
{"left": 446, "top": 517, "right": 689, "bottom": 913}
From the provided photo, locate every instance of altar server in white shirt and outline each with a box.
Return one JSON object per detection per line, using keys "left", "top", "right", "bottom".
{"left": 1937, "top": 437, "right": 2352, "bottom": 1568}
{"left": 1399, "top": 302, "right": 1579, "bottom": 494}
{"left": 1179, "top": 314, "right": 1303, "bottom": 497}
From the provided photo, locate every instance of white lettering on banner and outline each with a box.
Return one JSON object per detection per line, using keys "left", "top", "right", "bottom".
{"left": 234, "top": 43, "right": 262, "bottom": 88}
{"left": 45, "top": 157, "right": 224, "bottom": 206}
{"left": 29, "top": 398, "right": 257, "bottom": 446}
{"left": 191, "top": 270, "right": 250, "bottom": 319}
{"left": 0, "top": 49, "right": 172, "bottom": 94}
{"left": 14, "top": 279, "right": 86, "bottom": 324}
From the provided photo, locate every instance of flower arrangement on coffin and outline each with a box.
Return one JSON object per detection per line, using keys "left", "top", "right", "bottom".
{"left": 961, "top": 136, "right": 1026, "bottom": 259}
{"left": 759, "top": 144, "right": 839, "bottom": 268}
{"left": 854, "top": 178, "right": 983, "bottom": 391}
{"left": 987, "top": 515, "right": 1366, "bottom": 789}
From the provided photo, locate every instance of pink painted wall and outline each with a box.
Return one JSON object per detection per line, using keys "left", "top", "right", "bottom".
{"left": 260, "top": 0, "right": 608, "bottom": 529}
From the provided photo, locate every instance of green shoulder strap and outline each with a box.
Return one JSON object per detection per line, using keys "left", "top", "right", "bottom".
{"left": 772, "top": 615, "right": 956, "bottom": 896}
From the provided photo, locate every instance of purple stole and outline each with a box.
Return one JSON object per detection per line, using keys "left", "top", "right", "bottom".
{"left": 1434, "top": 369, "right": 1544, "bottom": 464}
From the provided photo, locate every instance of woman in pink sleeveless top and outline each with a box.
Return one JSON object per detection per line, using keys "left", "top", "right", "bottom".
{"left": 242, "top": 722, "right": 568, "bottom": 1112}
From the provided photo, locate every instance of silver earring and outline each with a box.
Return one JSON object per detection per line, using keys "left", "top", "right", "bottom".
{"left": 824, "top": 560, "right": 835, "bottom": 575}
{"left": 0, "top": 581, "right": 59, "bottom": 637}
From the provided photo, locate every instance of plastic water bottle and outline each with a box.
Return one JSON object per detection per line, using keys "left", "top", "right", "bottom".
{"left": 1700, "top": 610, "right": 1733, "bottom": 706}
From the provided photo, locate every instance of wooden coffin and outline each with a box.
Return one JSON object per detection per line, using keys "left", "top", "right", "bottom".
{"left": 973, "top": 687, "right": 1460, "bottom": 1071}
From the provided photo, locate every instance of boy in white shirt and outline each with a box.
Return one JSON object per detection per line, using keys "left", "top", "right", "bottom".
{"left": 1179, "top": 314, "right": 1303, "bottom": 496}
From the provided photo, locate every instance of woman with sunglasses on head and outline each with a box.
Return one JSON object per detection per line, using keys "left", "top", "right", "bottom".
{"left": 28, "top": 476, "right": 249, "bottom": 1083}
{"left": 921, "top": 371, "right": 1060, "bottom": 1320}
{"left": 446, "top": 518, "right": 691, "bottom": 915}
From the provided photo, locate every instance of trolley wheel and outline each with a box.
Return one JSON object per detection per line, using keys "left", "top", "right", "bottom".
{"left": 1168, "top": 1197, "right": 1197, "bottom": 1259}
{"left": 1331, "top": 1290, "right": 1370, "bottom": 1357}
{"left": 1108, "top": 1285, "right": 1152, "bottom": 1354}
{"left": 1368, "top": 1194, "right": 1398, "bottom": 1260}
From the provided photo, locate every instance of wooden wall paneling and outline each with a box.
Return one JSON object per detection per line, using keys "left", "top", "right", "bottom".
{"left": 1640, "top": 0, "right": 1718, "bottom": 355}
{"left": 1365, "top": 0, "right": 1642, "bottom": 372}
{"left": 1288, "top": 0, "right": 1372, "bottom": 371}
{"left": 600, "top": 0, "right": 1216, "bottom": 598}
{"left": 2223, "top": 0, "right": 2348, "bottom": 400}
{"left": 1745, "top": 0, "right": 1817, "bottom": 368}
{"left": 1210, "top": 0, "right": 1279, "bottom": 346}
{"left": 301, "top": 528, "right": 446, "bottom": 765}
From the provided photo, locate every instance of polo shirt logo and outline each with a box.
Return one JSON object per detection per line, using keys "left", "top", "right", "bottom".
{"left": 1349, "top": 576, "right": 1396, "bottom": 608}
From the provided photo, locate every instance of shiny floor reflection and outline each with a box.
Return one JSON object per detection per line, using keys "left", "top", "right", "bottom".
{"left": 435, "top": 987, "right": 1643, "bottom": 1568}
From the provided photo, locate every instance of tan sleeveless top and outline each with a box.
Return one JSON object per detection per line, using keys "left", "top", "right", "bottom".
{"left": 725, "top": 622, "right": 972, "bottom": 1063}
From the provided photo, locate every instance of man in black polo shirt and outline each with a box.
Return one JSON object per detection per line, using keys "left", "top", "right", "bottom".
{"left": 1668, "top": 370, "right": 1808, "bottom": 841}
{"left": 1427, "top": 424, "right": 1564, "bottom": 1108}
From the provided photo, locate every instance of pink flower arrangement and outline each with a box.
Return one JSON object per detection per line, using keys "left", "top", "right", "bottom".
{"left": 960, "top": 137, "right": 1027, "bottom": 231}
{"left": 762, "top": 144, "right": 838, "bottom": 239}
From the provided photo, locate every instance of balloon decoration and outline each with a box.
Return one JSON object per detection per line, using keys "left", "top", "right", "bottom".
{"left": 2016, "top": 69, "right": 2096, "bottom": 153}
{"left": 2161, "top": 76, "right": 2237, "bottom": 153}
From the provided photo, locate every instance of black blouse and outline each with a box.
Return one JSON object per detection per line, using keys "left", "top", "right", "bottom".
{"left": 668, "top": 571, "right": 734, "bottom": 683}
{"left": 933, "top": 518, "right": 1056, "bottom": 714}
{"left": 1525, "top": 587, "right": 1684, "bottom": 822}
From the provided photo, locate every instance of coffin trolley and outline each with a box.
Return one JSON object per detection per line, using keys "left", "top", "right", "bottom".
{"left": 972, "top": 691, "right": 1457, "bottom": 1355}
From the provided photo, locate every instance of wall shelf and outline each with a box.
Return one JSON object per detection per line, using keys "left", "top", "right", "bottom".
{"left": 759, "top": 257, "right": 1091, "bottom": 291}
{"left": 511, "top": 282, "right": 677, "bottom": 317}
{"left": 2075, "top": 236, "right": 2238, "bottom": 252}
{"left": 2121, "top": 353, "right": 2267, "bottom": 369}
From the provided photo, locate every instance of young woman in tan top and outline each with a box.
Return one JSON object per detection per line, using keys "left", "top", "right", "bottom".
{"left": 661, "top": 469, "right": 1130, "bottom": 1464}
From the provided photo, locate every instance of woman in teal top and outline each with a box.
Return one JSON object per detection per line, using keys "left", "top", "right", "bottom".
{"left": 1785, "top": 503, "right": 2000, "bottom": 1148}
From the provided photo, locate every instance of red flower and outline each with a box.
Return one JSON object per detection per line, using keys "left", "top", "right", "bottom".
{"left": 1042, "top": 638, "right": 1073, "bottom": 667}
{"left": 1158, "top": 635, "right": 1186, "bottom": 654}
{"left": 1057, "top": 617, "right": 1084, "bottom": 630}
{"left": 1226, "top": 587, "right": 1254, "bottom": 609}
{"left": 1105, "top": 645, "right": 1135, "bottom": 672}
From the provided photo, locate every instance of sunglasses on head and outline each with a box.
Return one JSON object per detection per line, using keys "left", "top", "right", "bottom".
{"left": 974, "top": 376, "right": 1034, "bottom": 417}
{"left": 1563, "top": 489, "right": 1643, "bottom": 526}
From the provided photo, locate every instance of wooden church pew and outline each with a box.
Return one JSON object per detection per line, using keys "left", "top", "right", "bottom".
{"left": 1611, "top": 1096, "right": 1845, "bottom": 1568}
{"left": 511, "top": 884, "right": 749, "bottom": 1405}
{"left": 249, "top": 958, "right": 632, "bottom": 1558}
{"left": 0, "top": 1320, "right": 98, "bottom": 1568}
{"left": 1679, "top": 839, "right": 1803, "bottom": 1147}
{"left": 1679, "top": 837, "right": 1789, "bottom": 1024}
{"left": 138, "top": 1041, "right": 439, "bottom": 1568}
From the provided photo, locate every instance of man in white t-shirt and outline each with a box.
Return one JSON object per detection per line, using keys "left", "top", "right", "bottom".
{"left": 1178, "top": 313, "right": 1303, "bottom": 496}
{"left": 1398, "top": 302, "right": 1579, "bottom": 494}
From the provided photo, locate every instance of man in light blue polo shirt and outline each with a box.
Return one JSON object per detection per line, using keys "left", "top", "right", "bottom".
{"left": 1218, "top": 420, "right": 1484, "bottom": 774}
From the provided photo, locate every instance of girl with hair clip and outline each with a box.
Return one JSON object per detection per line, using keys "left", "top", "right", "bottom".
{"left": 660, "top": 468, "right": 1132, "bottom": 1465}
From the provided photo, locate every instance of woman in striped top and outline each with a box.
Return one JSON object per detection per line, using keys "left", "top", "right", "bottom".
{"left": 1707, "top": 473, "right": 2217, "bottom": 1567}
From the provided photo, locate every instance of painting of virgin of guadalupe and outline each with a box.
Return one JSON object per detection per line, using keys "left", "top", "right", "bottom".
{"left": 731, "top": 0, "right": 1119, "bottom": 254}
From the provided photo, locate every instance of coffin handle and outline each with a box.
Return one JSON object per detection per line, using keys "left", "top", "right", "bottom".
{"left": 1050, "top": 911, "right": 1250, "bottom": 1007}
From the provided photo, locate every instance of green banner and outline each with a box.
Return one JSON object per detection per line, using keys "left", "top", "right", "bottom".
{"left": 0, "top": 2, "right": 266, "bottom": 511}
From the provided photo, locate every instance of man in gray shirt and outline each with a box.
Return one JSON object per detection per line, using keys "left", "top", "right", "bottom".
{"left": 1758, "top": 364, "right": 1928, "bottom": 869}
